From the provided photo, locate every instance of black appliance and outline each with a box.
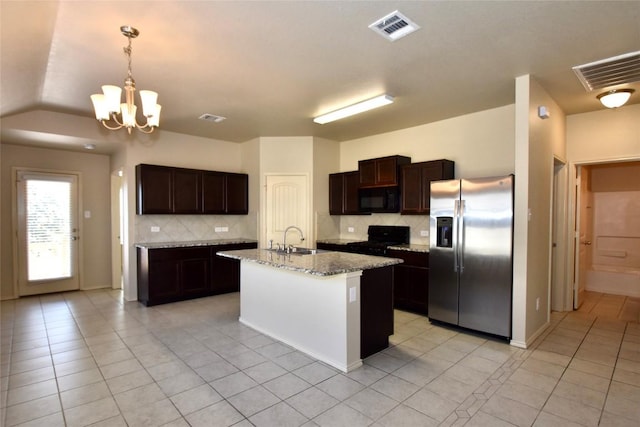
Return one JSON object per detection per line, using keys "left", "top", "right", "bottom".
{"left": 346, "top": 225, "right": 410, "bottom": 256}
{"left": 359, "top": 187, "right": 400, "bottom": 213}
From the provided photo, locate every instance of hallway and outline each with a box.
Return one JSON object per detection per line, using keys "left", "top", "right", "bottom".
{"left": 576, "top": 291, "right": 640, "bottom": 323}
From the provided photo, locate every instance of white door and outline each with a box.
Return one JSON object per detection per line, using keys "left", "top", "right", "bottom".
{"left": 265, "top": 175, "right": 309, "bottom": 249}
{"left": 573, "top": 166, "right": 592, "bottom": 309}
{"left": 16, "top": 170, "right": 80, "bottom": 296}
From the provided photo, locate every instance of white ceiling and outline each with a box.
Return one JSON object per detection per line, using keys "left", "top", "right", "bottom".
{"left": 1, "top": 1, "right": 639, "bottom": 151}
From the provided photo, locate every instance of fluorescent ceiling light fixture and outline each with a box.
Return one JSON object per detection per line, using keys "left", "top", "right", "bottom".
{"left": 597, "top": 89, "right": 635, "bottom": 108}
{"left": 314, "top": 95, "right": 394, "bottom": 124}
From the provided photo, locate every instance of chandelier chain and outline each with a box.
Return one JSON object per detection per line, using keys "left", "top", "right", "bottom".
{"left": 124, "top": 36, "right": 133, "bottom": 80}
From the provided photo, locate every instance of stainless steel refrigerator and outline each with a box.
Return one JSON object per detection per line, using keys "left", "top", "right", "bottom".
{"left": 429, "top": 175, "right": 513, "bottom": 338}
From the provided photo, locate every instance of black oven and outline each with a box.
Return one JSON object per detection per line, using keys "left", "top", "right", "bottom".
{"left": 359, "top": 187, "right": 400, "bottom": 213}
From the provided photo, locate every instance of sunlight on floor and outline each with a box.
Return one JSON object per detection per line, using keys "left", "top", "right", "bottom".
{"left": 577, "top": 291, "right": 640, "bottom": 323}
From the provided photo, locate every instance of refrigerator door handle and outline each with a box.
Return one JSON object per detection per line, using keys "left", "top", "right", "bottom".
{"left": 459, "top": 199, "right": 465, "bottom": 274}
{"left": 453, "top": 200, "right": 459, "bottom": 272}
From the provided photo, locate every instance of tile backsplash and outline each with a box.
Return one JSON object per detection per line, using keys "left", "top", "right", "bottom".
{"left": 135, "top": 212, "right": 258, "bottom": 243}
{"left": 317, "top": 212, "right": 430, "bottom": 245}
{"left": 136, "top": 211, "right": 428, "bottom": 246}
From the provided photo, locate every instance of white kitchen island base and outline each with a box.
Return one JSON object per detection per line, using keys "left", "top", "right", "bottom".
{"left": 239, "top": 262, "right": 363, "bottom": 372}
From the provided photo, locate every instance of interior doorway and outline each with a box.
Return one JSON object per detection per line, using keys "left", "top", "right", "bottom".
{"left": 571, "top": 158, "right": 640, "bottom": 309}
{"left": 110, "top": 170, "right": 124, "bottom": 289}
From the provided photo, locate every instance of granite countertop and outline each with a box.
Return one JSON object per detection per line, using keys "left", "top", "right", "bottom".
{"left": 135, "top": 239, "right": 258, "bottom": 249}
{"left": 387, "top": 244, "right": 430, "bottom": 253}
{"left": 315, "top": 238, "right": 363, "bottom": 245}
{"left": 317, "top": 239, "right": 429, "bottom": 253}
{"left": 218, "top": 248, "right": 403, "bottom": 277}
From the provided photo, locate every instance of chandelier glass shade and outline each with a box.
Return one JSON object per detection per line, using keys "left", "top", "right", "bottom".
{"left": 597, "top": 89, "right": 635, "bottom": 109}
{"left": 91, "top": 26, "right": 161, "bottom": 134}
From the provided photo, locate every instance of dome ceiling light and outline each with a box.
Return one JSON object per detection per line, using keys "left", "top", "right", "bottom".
{"left": 596, "top": 89, "right": 635, "bottom": 109}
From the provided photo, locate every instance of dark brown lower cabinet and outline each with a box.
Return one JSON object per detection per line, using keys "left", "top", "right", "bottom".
{"left": 211, "top": 243, "right": 258, "bottom": 294}
{"left": 315, "top": 242, "right": 351, "bottom": 252}
{"left": 360, "top": 266, "right": 394, "bottom": 358}
{"left": 387, "top": 249, "right": 429, "bottom": 315}
{"left": 137, "top": 242, "right": 257, "bottom": 306}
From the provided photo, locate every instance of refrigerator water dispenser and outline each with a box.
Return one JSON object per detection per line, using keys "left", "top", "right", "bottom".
{"left": 436, "top": 217, "right": 453, "bottom": 248}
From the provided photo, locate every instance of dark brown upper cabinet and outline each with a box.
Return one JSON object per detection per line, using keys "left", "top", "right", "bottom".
{"left": 359, "top": 155, "right": 411, "bottom": 188}
{"left": 136, "top": 164, "right": 248, "bottom": 215}
{"left": 203, "top": 171, "right": 248, "bottom": 214}
{"left": 136, "top": 164, "right": 175, "bottom": 214}
{"left": 174, "top": 168, "right": 202, "bottom": 213}
{"left": 329, "top": 171, "right": 365, "bottom": 215}
{"left": 400, "top": 159, "right": 455, "bottom": 214}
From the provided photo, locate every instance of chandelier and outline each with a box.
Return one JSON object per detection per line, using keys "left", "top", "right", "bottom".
{"left": 90, "top": 26, "right": 161, "bottom": 134}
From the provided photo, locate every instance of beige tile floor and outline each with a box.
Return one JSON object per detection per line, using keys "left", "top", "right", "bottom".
{"left": 1, "top": 289, "right": 639, "bottom": 426}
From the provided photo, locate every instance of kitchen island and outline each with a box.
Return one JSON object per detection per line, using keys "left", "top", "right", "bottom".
{"left": 218, "top": 249, "right": 402, "bottom": 372}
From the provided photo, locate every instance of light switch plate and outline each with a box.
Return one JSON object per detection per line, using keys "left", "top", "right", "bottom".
{"left": 151, "top": 226, "right": 160, "bottom": 232}
{"left": 349, "top": 287, "right": 357, "bottom": 302}
{"left": 348, "top": 227, "right": 355, "bottom": 233}
{"left": 420, "top": 230, "right": 428, "bottom": 237}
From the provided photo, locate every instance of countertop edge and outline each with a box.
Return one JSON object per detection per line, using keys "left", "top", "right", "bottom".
{"left": 219, "top": 249, "right": 402, "bottom": 277}
{"left": 135, "top": 239, "right": 258, "bottom": 249}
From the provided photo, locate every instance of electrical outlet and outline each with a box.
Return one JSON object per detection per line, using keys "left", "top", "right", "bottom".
{"left": 151, "top": 226, "right": 160, "bottom": 232}
{"left": 221, "top": 226, "right": 229, "bottom": 232}
{"left": 348, "top": 227, "right": 355, "bottom": 233}
{"left": 536, "top": 297, "right": 540, "bottom": 311}
{"left": 420, "top": 230, "right": 428, "bottom": 237}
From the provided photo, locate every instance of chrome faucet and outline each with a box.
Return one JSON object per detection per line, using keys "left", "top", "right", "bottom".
{"left": 283, "top": 226, "right": 305, "bottom": 252}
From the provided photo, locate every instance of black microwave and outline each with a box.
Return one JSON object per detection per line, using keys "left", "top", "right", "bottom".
{"left": 359, "top": 187, "right": 400, "bottom": 213}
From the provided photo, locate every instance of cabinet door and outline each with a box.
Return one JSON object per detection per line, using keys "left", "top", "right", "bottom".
{"left": 202, "top": 172, "right": 226, "bottom": 214}
{"left": 174, "top": 169, "right": 202, "bottom": 214}
{"left": 343, "top": 171, "right": 361, "bottom": 214}
{"left": 211, "top": 243, "right": 257, "bottom": 294}
{"left": 358, "top": 160, "right": 377, "bottom": 187}
{"left": 180, "top": 250, "right": 210, "bottom": 297}
{"left": 136, "top": 164, "right": 173, "bottom": 214}
{"left": 226, "top": 173, "right": 249, "bottom": 214}
{"left": 329, "top": 173, "right": 344, "bottom": 215}
{"left": 421, "top": 160, "right": 455, "bottom": 213}
{"left": 401, "top": 164, "right": 422, "bottom": 214}
{"left": 375, "top": 157, "right": 399, "bottom": 186}
{"left": 147, "top": 249, "right": 181, "bottom": 301}
{"left": 387, "top": 250, "right": 429, "bottom": 314}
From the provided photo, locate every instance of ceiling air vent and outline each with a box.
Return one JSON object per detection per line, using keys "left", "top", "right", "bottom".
{"left": 369, "top": 10, "right": 420, "bottom": 42}
{"left": 573, "top": 51, "right": 640, "bottom": 91}
{"left": 198, "top": 113, "right": 226, "bottom": 123}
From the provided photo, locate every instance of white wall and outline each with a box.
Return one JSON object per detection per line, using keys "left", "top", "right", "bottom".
{"left": 512, "top": 75, "right": 566, "bottom": 347}
{"left": 1, "top": 144, "right": 111, "bottom": 299}
{"left": 340, "top": 105, "right": 516, "bottom": 178}
{"left": 567, "top": 104, "right": 640, "bottom": 163}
